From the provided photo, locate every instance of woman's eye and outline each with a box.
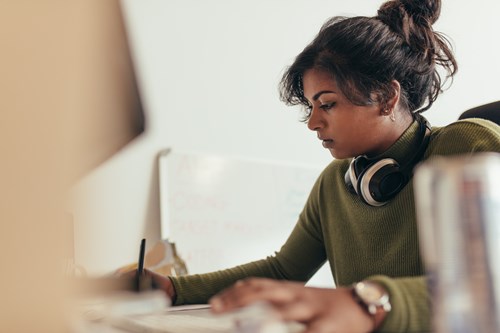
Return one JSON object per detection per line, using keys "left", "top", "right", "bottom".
{"left": 320, "top": 102, "right": 335, "bottom": 111}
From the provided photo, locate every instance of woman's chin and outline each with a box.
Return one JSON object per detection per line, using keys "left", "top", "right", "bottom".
{"left": 328, "top": 148, "right": 345, "bottom": 160}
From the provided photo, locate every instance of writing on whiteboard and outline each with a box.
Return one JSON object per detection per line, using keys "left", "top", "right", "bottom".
{"left": 159, "top": 150, "right": 323, "bottom": 274}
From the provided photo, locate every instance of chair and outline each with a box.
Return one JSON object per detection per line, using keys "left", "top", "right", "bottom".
{"left": 458, "top": 101, "right": 500, "bottom": 125}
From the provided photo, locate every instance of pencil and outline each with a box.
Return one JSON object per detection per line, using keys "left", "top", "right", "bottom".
{"left": 136, "top": 238, "right": 146, "bottom": 283}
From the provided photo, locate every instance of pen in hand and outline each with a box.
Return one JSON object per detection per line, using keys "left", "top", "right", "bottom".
{"left": 135, "top": 238, "right": 146, "bottom": 291}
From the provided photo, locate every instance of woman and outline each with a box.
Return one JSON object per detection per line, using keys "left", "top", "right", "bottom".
{"left": 145, "top": 0, "right": 500, "bottom": 332}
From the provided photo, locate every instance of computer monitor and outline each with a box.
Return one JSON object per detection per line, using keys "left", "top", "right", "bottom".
{"left": 0, "top": 1, "right": 145, "bottom": 331}
{"left": 66, "top": 0, "right": 146, "bottom": 179}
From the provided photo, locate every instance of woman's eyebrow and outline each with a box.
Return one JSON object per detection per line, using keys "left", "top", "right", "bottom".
{"left": 312, "top": 90, "right": 337, "bottom": 101}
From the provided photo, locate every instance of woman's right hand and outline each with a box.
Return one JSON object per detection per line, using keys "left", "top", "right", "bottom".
{"left": 146, "top": 269, "right": 177, "bottom": 302}
{"left": 118, "top": 268, "right": 177, "bottom": 303}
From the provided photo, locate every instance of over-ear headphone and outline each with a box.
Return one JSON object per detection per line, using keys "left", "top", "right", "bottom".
{"left": 344, "top": 116, "right": 431, "bottom": 206}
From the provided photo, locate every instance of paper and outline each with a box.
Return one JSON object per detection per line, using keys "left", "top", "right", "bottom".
{"left": 167, "top": 304, "right": 211, "bottom": 312}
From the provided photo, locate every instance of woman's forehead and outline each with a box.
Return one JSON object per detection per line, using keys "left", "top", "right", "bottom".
{"left": 302, "top": 69, "right": 339, "bottom": 99}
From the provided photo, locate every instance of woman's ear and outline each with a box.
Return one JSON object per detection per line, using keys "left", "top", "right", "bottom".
{"left": 387, "top": 80, "right": 401, "bottom": 111}
{"left": 377, "top": 80, "right": 402, "bottom": 116}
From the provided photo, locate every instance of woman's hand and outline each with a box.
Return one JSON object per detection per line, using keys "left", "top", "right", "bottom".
{"left": 146, "top": 269, "right": 177, "bottom": 302}
{"left": 209, "top": 278, "right": 375, "bottom": 333}
{"left": 118, "top": 268, "right": 176, "bottom": 302}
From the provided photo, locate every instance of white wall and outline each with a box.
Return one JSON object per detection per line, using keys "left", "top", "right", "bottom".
{"left": 70, "top": 0, "right": 500, "bottom": 277}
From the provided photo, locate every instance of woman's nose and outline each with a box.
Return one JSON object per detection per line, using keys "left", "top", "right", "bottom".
{"left": 307, "top": 107, "right": 323, "bottom": 131}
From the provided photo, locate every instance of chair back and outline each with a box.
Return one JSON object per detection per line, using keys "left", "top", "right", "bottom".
{"left": 459, "top": 101, "right": 500, "bottom": 125}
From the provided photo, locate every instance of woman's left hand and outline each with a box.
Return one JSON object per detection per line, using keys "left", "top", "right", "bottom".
{"left": 209, "top": 277, "right": 375, "bottom": 333}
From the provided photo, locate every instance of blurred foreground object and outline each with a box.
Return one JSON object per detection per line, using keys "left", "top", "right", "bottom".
{"left": 0, "top": 0, "right": 144, "bottom": 331}
{"left": 117, "top": 239, "right": 188, "bottom": 277}
{"left": 414, "top": 152, "right": 500, "bottom": 333}
{"left": 69, "top": 275, "right": 169, "bottom": 332}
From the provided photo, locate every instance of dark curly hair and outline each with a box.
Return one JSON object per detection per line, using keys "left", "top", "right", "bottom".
{"left": 279, "top": 0, "right": 457, "bottom": 121}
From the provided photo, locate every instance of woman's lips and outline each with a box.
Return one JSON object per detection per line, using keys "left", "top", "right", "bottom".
{"left": 322, "top": 139, "right": 334, "bottom": 148}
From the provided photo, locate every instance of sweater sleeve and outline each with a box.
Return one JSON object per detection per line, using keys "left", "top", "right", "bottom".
{"left": 170, "top": 176, "right": 328, "bottom": 305}
{"left": 367, "top": 275, "right": 432, "bottom": 333}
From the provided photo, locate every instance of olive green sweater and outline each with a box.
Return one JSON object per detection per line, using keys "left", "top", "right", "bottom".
{"left": 170, "top": 118, "right": 500, "bottom": 332}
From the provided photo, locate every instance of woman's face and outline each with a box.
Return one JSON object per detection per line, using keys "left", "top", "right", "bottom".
{"left": 303, "top": 68, "right": 395, "bottom": 159}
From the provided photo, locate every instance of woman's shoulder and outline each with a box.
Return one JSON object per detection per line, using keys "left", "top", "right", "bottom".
{"left": 439, "top": 117, "right": 498, "bottom": 131}
{"left": 432, "top": 118, "right": 500, "bottom": 141}
{"left": 428, "top": 118, "right": 500, "bottom": 156}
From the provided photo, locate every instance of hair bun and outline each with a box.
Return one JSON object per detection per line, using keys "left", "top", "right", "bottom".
{"left": 378, "top": 0, "right": 441, "bottom": 27}
{"left": 401, "top": 0, "right": 441, "bottom": 25}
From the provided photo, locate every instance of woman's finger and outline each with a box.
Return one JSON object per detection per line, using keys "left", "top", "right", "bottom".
{"left": 210, "top": 278, "right": 303, "bottom": 313}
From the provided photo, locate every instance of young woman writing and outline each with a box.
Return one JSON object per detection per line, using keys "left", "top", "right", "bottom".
{"left": 139, "top": 1, "right": 500, "bottom": 331}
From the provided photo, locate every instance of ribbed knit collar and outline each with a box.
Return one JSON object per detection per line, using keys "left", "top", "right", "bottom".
{"left": 372, "top": 118, "right": 422, "bottom": 163}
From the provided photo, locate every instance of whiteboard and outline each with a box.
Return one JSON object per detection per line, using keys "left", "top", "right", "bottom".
{"left": 158, "top": 149, "right": 333, "bottom": 286}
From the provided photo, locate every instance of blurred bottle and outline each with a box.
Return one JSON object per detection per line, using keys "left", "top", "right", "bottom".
{"left": 414, "top": 152, "right": 500, "bottom": 333}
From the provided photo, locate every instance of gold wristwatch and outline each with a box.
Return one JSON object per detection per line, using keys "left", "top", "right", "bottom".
{"left": 352, "top": 281, "right": 392, "bottom": 327}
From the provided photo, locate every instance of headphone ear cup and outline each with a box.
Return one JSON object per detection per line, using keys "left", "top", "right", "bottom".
{"left": 345, "top": 159, "right": 359, "bottom": 194}
{"left": 357, "top": 158, "right": 406, "bottom": 206}
{"left": 345, "top": 155, "right": 371, "bottom": 194}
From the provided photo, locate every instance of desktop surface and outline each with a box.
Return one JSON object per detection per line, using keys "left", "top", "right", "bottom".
{"left": 78, "top": 303, "right": 305, "bottom": 333}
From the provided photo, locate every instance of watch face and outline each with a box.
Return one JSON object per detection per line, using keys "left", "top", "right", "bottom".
{"left": 356, "top": 281, "right": 386, "bottom": 303}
